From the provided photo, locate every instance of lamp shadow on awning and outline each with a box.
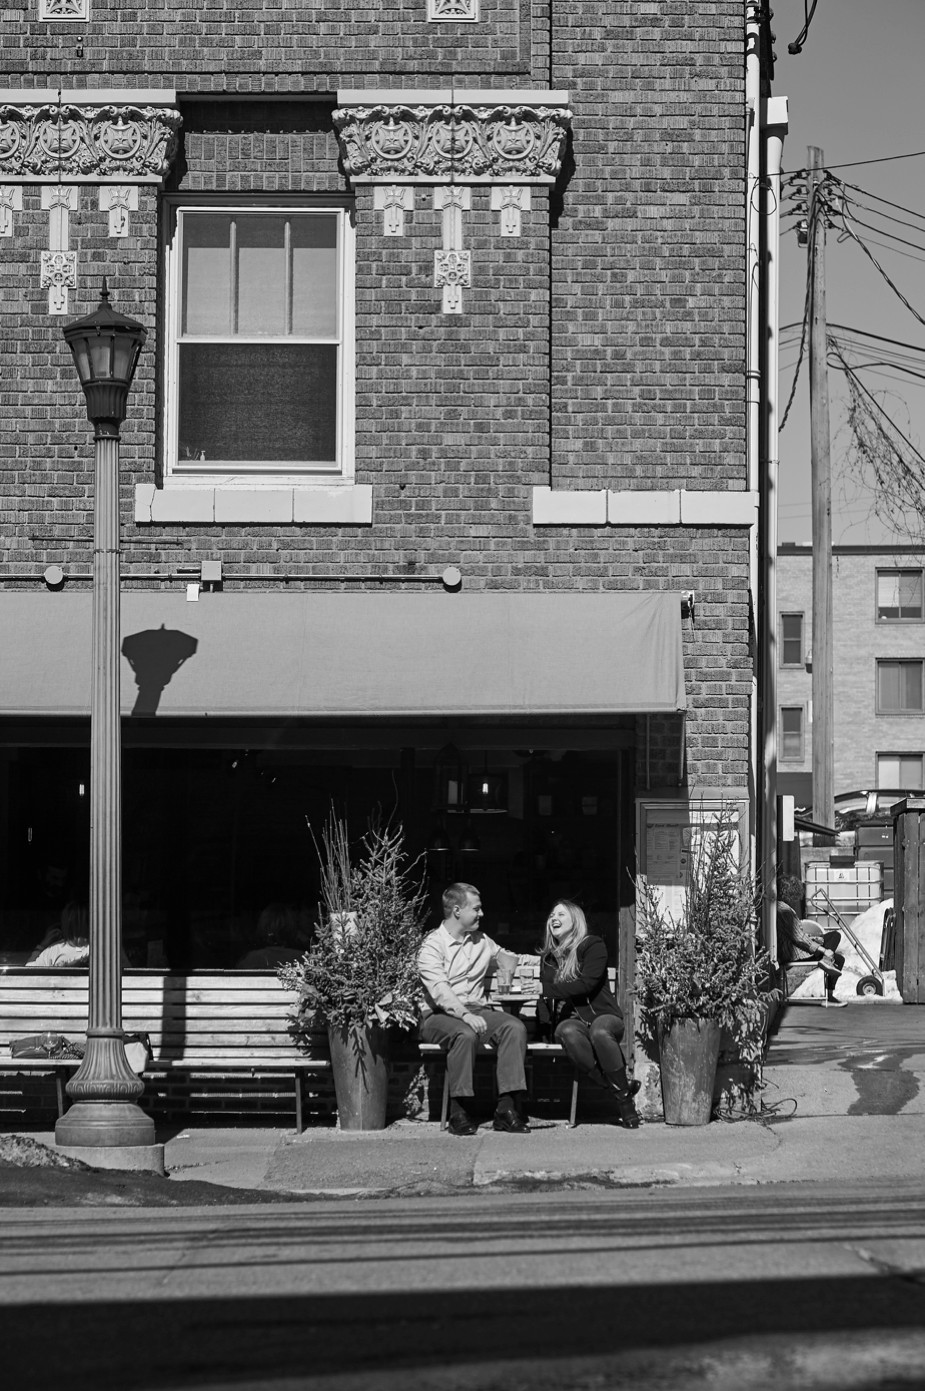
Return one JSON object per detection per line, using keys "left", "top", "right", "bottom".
{"left": 121, "top": 626, "right": 199, "bottom": 716}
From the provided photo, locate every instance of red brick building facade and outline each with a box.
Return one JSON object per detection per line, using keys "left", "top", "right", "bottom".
{"left": 0, "top": 4, "right": 782, "bottom": 984}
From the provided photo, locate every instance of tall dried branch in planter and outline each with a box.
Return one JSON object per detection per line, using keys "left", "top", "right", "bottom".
{"left": 279, "top": 812, "right": 429, "bottom": 1041}
{"left": 636, "top": 810, "right": 777, "bottom": 1072}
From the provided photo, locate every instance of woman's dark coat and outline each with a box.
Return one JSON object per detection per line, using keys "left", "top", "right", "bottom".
{"left": 537, "top": 934, "right": 621, "bottom": 1036}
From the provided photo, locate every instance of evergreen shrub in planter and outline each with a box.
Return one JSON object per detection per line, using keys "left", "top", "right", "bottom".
{"left": 636, "top": 808, "right": 777, "bottom": 1124}
{"left": 280, "top": 812, "right": 428, "bottom": 1130}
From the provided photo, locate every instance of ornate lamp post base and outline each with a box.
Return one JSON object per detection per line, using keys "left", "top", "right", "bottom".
{"left": 55, "top": 1028, "right": 164, "bottom": 1170}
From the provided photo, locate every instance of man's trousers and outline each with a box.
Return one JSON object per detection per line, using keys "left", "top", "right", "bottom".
{"left": 420, "top": 1007, "right": 528, "bottom": 1098}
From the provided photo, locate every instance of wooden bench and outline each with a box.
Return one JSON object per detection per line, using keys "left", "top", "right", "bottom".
{"left": 0, "top": 969, "right": 330, "bottom": 1134}
{"left": 420, "top": 959, "right": 621, "bottom": 1129}
{"left": 1, "top": 959, "right": 624, "bottom": 1132}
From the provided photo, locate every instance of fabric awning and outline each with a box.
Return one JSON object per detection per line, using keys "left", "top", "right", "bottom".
{"left": 1, "top": 590, "right": 686, "bottom": 718}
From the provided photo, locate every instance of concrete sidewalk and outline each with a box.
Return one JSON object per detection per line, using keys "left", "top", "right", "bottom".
{"left": 142, "top": 1107, "right": 925, "bottom": 1196}
{"left": 15, "top": 999, "right": 925, "bottom": 1198}
{"left": 151, "top": 999, "right": 925, "bottom": 1195}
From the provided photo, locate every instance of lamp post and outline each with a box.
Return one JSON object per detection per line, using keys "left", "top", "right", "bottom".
{"left": 55, "top": 282, "right": 162, "bottom": 1168}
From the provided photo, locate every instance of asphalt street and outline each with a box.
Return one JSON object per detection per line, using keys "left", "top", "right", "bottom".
{"left": 4, "top": 1181, "right": 925, "bottom": 1391}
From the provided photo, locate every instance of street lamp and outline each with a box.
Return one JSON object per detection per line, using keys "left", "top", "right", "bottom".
{"left": 55, "top": 282, "right": 162, "bottom": 1169}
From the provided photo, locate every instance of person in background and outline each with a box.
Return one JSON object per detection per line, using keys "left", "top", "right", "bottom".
{"left": 30, "top": 902, "right": 90, "bottom": 968}
{"left": 418, "top": 882, "right": 529, "bottom": 1136}
{"left": 538, "top": 899, "right": 641, "bottom": 1129}
{"left": 775, "top": 899, "right": 847, "bottom": 1007}
{"left": 237, "top": 903, "right": 305, "bottom": 968}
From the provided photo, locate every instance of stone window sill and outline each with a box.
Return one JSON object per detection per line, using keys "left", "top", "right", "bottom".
{"left": 134, "top": 484, "right": 373, "bottom": 526}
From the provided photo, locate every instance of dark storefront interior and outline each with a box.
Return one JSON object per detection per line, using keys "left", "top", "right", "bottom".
{"left": 0, "top": 721, "right": 636, "bottom": 971}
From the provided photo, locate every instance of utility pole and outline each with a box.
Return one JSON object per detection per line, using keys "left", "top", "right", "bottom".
{"left": 807, "top": 145, "right": 834, "bottom": 839}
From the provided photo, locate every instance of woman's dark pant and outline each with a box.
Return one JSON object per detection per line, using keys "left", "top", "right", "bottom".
{"left": 812, "top": 930, "right": 845, "bottom": 993}
{"left": 555, "top": 1012, "right": 627, "bottom": 1086}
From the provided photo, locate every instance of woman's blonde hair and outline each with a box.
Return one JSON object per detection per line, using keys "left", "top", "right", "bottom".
{"left": 542, "top": 900, "right": 588, "bottom": 981}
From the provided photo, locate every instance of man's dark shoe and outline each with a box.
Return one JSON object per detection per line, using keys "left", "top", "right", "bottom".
{"left": 492, "top": 1106, "right": 530, "bottom": 1133}
{"left": 446, "top": 1112, "right": 478, "bottom": 1136}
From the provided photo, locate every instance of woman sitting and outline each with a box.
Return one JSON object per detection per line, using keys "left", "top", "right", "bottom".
{"left": 538, "top": 900, "right": 641, "bottom": 1129}
{"left": 776, "top": 900, "right": 847, "bottom": 1007}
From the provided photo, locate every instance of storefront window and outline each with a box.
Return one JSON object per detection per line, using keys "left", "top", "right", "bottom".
{"left": 0, "top": 729, "right": 634, "bottom": 970}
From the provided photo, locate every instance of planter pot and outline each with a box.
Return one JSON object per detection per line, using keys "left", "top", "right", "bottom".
{"left": 657, "top": 1017, "right": 722, "bottom": 1126}
{"left": 327, "top": 1022, "right": 390, "bottom": 1130}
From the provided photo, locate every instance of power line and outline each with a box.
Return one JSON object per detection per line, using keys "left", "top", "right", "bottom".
{"left": 840, "top": 212, "right": 925, "bottom": 257}
{"left": 841, "top": 193, "right": 925, "bottom": 239}
{"left": 779, "top": 205, "right": 815, "bottom": 432}
{"left": 839, "top": 180, "right": 925, "bottom": 226}
{"left": 827, "top": 323, "right": 925, "bottom": 356}
{"left": 831, "top": 342, "right": 925, "bottom": 471}
{"left": 822, "top": 150, "right": 925, "bottom": 172}
{"left": 839, "top": 222, "right": 925, "bottom": 332}
{"left": 848, "top": 233, "right": 925, "bottom": 267}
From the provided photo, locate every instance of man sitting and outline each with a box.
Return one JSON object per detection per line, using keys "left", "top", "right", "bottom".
{"left": 418, "top": 882, "right": 530, "bottom": 1136}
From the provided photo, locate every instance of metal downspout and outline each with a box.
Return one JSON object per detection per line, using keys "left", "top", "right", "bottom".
{"left": 762, "top": 97, "right": 789, "bottom": 954}
{"left": 745, "top": 2, "right": 762, "bottom": 874}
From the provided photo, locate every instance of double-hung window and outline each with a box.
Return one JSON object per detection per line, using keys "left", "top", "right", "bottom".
{"left": 164, "top": 204, "right": 354, "bottom": 482}
{"left": 877, "top": 752, "right": 925, "bottom": 787}
{"left": 877, "top": 659, "right": 925, "bottom": 714}
{"left": 780, "top": 613, "right": 804, "bottom": 667}
{"left": 780, "top": 706, "right": 805, "bottom": 762}
{"left": 877, "top": 570, "right": 924, "bottom": 622}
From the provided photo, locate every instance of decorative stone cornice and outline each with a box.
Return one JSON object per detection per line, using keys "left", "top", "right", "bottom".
{"left": 333, "top": 89, "right": 571, "bottom": 184}
{"left": 0, "top": 94, "right": 181, "bottom": 183}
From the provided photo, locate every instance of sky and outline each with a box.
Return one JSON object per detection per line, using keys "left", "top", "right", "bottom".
{"left": 772, "top": 0, "right": 925, "bottom": 545}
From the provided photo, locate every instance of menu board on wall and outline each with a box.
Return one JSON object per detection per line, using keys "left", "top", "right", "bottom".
{"left": 636, "top": 798, "right": 747, "bottom": 923}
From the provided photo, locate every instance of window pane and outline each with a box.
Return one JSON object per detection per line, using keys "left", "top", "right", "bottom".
{"left": 183, "top": 216, "right": 232, "bottom": 336}
{"left": 879, "top": 661, "right": 924, "bottom": 712}
{"left": 899, "top": 572, "right": 923, "bottom": 618}
{"left": 901, "top": 754, "right": 925, "bottom": 783}
{"left": 878, "top": 570, "right": 924, "bottom": 620}
{"left": 877, "top": 572, "right": 899, "bottom": 619}
{"left": 878, "top": 754, "right": 925, "bottom": 786}
{"left": 237, "top": 216, "right": 287, "bottom": 337}
{"left": 292, "top": 216, "right": 338, "bottom": 337}
{"left": 902, "top": 662, "right": 924, "bottom": 710}
{"left": 781, "top": 613, "right": 803, "bottom": 665}
{"left": 879, "top": 662, "right": 900, "bottom": 709}
{"left": 781, "top": 707, "right": 803, "bottom": 760}
{"left": 178, "top": 343, "right": 338, "bottom": 464}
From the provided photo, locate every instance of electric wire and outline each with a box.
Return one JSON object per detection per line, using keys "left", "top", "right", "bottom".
{"left": 804, "top": 149, "right": 925, "bottom": 173}
{"left": 787, "top": 0, "right": 819, "bottom": 56}
{"left": 839, "top": 211, "right": 925, "bottom": 257}
{"left": 779, "top": 184, "right": 817, "bottom": 432}
{"left": 838, "top": 220, "right": 925, "bottom": 332}
{"left": 829, "top": 341, "right": 925, "bottom": 472}
{"left": 838, "top": 180, "right": 925, "bottom": 226}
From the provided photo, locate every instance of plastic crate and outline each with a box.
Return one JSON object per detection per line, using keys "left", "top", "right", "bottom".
{"left": 805, "top": 860, "right": 883, "bottom": 913}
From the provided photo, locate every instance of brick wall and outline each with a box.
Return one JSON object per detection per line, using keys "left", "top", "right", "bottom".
{"left": 0, "top": 0, "right": 751, "bottom": 792}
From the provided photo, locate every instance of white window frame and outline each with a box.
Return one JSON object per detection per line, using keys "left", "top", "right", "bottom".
{"left": 162, "top": 199, "right": 355, "bottom": 489}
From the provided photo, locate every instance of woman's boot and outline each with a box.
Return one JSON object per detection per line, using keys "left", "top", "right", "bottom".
{"left": 606, "top": 1069, "right": 641, "bottom": 1129}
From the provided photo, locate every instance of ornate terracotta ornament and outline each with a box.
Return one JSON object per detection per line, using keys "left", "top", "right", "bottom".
{"left": 333, "top": 98, "right": 571, "bottom": 184}
{"left": 0, "top": 102, "right": 181, "bottom": 181}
